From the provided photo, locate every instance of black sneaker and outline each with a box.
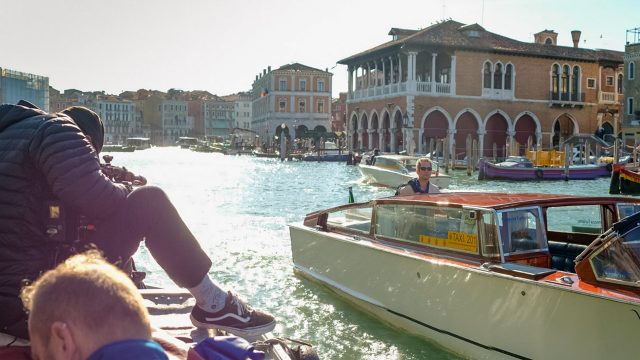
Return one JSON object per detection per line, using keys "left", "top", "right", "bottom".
{"left": 190, "top": 291, "right": 276, "bottom": 337}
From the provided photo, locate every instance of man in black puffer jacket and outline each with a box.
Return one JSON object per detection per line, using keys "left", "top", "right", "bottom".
{"left": 0, "top": 101, "right": 275, "bottom": 341}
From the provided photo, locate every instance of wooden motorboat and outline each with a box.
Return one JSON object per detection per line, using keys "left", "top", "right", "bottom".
{"left": 358, "top": 154, "right": 451, "bottom": 189}
{"left": 102, "top": 144, "right": 136, "bottom": 152}
{"left": 126, "top": 137, "right": 152, "bottom": 150}
{"left": 289, "top": 192, "right": 640, "bottom": 359}
{"left": 610, "top": 163, "right": 640, "bottom": 195}
{"left": 478, "top": 158, "right": 611, "bottom": 181}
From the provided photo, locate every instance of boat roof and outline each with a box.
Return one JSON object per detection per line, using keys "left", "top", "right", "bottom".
{"left": 378, "top": 192, "right": 639, "bottom": 210}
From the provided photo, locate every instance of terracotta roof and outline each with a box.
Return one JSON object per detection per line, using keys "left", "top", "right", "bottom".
{"left": 338, "top": 20, "right": 623, "bottom": 64}
{"left": 276, "top": 63, "right": 327, "bottom": 73}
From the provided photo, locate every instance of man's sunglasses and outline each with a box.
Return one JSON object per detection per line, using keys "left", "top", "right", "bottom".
{"left": 419, "top": 166, "right": 432, "bottom": 171}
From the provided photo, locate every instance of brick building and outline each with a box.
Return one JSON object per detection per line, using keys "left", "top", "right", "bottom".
{"left": 338, "top": 20, "right": 624, "bottom": 159}
{"left": 251, "top": 63, "right": 332, "bottom": 145}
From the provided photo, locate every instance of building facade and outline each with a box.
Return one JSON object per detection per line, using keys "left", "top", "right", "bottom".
{"left": 338, "top": 20, "right": 624, "bottom": 159}
{"left": 251, "top": 63, "right": 332, "bottom": 145}
{"left": 203, "top": 97, "right": 234, "bottom": 138}
{"left": 622, "top": 27, "right": 640, "bottom": 144}
{"left": 0, "top": 68, "right": 49, "bottom": 111}
{"left": 143, "top": 96, "right": 191, "bottom": 146}
{"left": 331, "top": 92, "right": 347, "bottom": 132}
{"left": 91, "top": 97, "right": 136, "bottom": 145}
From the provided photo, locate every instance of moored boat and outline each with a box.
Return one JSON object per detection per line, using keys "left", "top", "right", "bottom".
{"left": 289, "top": 192, "right": 640, "bottom": 359}
{"left": 102, "top": 144, "right": 136, "bottom": 152}
{"left": 358, "top": 154, "right": 451, "bottom": 189}
{"left": 478, "top": 157, "right": 611, "bottom": 180}
{"left": 126, "top": 137, "right": 152, "bottom": 150}
{"left": 609, "top": 163, "right": 640, "bottom": 195}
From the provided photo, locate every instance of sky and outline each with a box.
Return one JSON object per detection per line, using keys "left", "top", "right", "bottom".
{"left": 2, "top": 0, "right": 638, "bottom": 98}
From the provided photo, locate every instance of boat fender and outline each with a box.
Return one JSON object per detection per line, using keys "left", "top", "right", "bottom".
{"left": 535, "top": 169, "right": 544, "bottom": 179}
{"left": 606, "top": 163, "right": 613, "bottom": 172}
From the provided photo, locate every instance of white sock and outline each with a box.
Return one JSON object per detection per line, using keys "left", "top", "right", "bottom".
{"left": 187, "top": 275, "right": 228, "bottom": 312}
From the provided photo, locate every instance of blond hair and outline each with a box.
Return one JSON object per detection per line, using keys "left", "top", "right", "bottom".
{"left": 21, "top": 250, "right": 151, "bottom": 341}
{"left": 416, "top": 157, "right": 433, "bottom": 168}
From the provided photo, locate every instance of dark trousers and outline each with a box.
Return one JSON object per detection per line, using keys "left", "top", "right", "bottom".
{"left": 89, "top": 186, "right": 212, "bottom": 288}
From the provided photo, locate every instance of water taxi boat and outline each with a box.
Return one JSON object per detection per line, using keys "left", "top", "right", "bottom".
{"left": 102, "top": 144, "right": 136, "bottom": 152}
{"left": 126, "top": 137, "right": 152, "bottom": 150}
{"left": 358, "top": 154, "right": 451, "bottom": 189}
{"left": 289, "top": 192, "right": 640, "bottom": 359}
{"left": 478, "top": 158, "right": 611, "bottom": 180}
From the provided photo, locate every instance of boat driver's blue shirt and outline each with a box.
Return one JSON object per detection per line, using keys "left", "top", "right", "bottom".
{"left": 87, "top": 339, "right": 168, "bottom": 360}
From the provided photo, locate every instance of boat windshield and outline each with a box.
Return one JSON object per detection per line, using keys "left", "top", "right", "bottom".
{"left": 589, "top": 225, "right": 640, "bottom": 287}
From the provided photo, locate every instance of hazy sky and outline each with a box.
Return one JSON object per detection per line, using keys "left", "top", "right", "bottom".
{"left": 2, "top": 0, "right": 638, "bottom": 98}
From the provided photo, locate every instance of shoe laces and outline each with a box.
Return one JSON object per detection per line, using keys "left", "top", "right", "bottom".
{"left": 228, "top": 291, "right": 253, "bottom": 316}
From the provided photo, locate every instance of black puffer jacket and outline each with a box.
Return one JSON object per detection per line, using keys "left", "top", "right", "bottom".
{"left": 0, "top": 104, "right": 131, "bottom": 336}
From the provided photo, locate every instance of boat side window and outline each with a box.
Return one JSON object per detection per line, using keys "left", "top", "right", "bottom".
{"left": 374, "top": 204, "right": 479, "bottom": 254}
{"left": 617, "top": 203, "right": 640, "bottom": 220}
{"left": 547, "top": 205, "right": 602, "bottom": 234}
{"left": 497, "top": 208, "right": 546, "bottom": 254}
{"left": 589, "top": 226, "right": 640, "bottom": 286}
{"left": 326, "top": 206, "right": 372, "bottom": 234}
{"left": 481, "top": 212, "right": 500, "bottom": 259}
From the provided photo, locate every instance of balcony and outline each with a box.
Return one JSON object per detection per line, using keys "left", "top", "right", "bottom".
{"left": 549, "top": 91, "right": 584, "bottom": 108}
{"left": 349, "top": 81, "right": 452, "bottom": 101}
{"left": 598, "top": 91, "right": 622, "bottom": 104}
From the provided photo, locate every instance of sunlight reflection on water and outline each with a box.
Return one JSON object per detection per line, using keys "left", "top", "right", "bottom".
{"left": 108, "top": 147, "right": 615, "bottom": 359}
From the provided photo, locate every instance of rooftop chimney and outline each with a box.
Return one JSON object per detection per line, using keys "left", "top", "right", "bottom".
{"left": 268, "top": 66, "right": 271, "bottom": 72}
{"left": 263, "top": 69, "right": 266, "bottom": 76}
{"left": 571, "top": 30, "right": 581, "bottom": 48}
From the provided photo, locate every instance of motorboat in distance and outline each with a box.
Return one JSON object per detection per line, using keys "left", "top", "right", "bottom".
{"left": 289, "top": 192, "right": 640, "bottom": 359}
{"left": 358, "top": 154, "right": 451, "bottom": 189}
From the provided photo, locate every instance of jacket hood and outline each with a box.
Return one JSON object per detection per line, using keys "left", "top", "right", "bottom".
{"left": 0, "top": 103, "right": 47, "bottom": 133}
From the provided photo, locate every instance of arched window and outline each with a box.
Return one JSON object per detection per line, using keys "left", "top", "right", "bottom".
{"left": 562, "top": 65, "right": 570, "bottom": 100}
{"left": 618, "top": 74, "right": 623, "bottom": 93}
{"left": 572, "top": 66, "right": 580, "bottom": 102}
{"left": 483, "top": 62, "right": 492, "bottom": 88}
{"left": 630, "top": 62, "right": 636, "bottom": 80}
{"left": 494, "top": 63, "right": 503, "bottom": 89}
{"left": 505, "top": 64, "right": 513, "bottom": 90}
{"left": 545, "top": 38, "right": 553, "bottom": 45}
{"left": 552, "top": 64, "right": 560, "bottom": 100}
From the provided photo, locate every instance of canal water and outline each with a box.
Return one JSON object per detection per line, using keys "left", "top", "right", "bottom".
{"left": 109, "top": 147, "right": 614, "bottom": 359}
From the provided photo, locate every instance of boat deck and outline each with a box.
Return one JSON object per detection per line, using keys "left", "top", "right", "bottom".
{"left": 141, "top": 289, "right": 293, "bottom": 359}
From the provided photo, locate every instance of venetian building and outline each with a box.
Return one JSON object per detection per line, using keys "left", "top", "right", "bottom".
{"left": 251, "top": 63, "right": 332, "bottom": 145}
{"left": 622, "top": 27, "right": 640, "bottom": 144}
{"left": 338, "top": 20, "right": 624, "bottom": 160}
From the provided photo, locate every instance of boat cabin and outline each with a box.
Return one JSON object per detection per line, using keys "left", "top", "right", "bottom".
{"left": 126, "top": 137, "right": 151, "bottom": 150}
{"left": 303, "top": 193, "right": 640, "bottom": 294}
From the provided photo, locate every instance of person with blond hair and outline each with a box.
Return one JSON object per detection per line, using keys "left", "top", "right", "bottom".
{"left": 397, "top": 157, "right": 441, "bottom": 195}
{"left": 21, "top": 250, "right": 168, "bottom": 360}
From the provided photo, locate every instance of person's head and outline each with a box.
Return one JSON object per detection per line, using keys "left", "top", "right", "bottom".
{"left": 21, "top": 250, "right": 151, "bottom": 360}
{"left": 60, "top": 106, "right": 104, "bottom": 154}
{"left": 416, "top": 157, "right": 434, "bottom": 181}
{"left": 373, "top": 148, "right": 379, "bottom": 156}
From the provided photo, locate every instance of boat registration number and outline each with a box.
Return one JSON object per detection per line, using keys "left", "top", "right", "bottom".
{"left": 419, "top": 231, "right": 478, "bottom": 252}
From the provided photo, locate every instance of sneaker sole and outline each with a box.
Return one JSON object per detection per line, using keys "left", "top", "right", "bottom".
{"left": 190, "top": 314, "right": 276, "bottom": 337}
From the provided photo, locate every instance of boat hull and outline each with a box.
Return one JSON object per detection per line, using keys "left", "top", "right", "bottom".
{"left": 358, "top": 164, "right": 451, "bottom": 189}
{"left": 478, "top": 158, "right": 610, "bottom": 181}
{"left": 610, "top": 165, "right": 640, "bottom": 195}
{"left": 290, "top": 224, "right": 640, "bottom": 360}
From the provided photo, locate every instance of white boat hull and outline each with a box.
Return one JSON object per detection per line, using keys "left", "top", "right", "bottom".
{"left": 358, "top": 164, "right": 451, "bottom": 189}
{"left": 290, "top": 225, "right": 640, "bottom": 360}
